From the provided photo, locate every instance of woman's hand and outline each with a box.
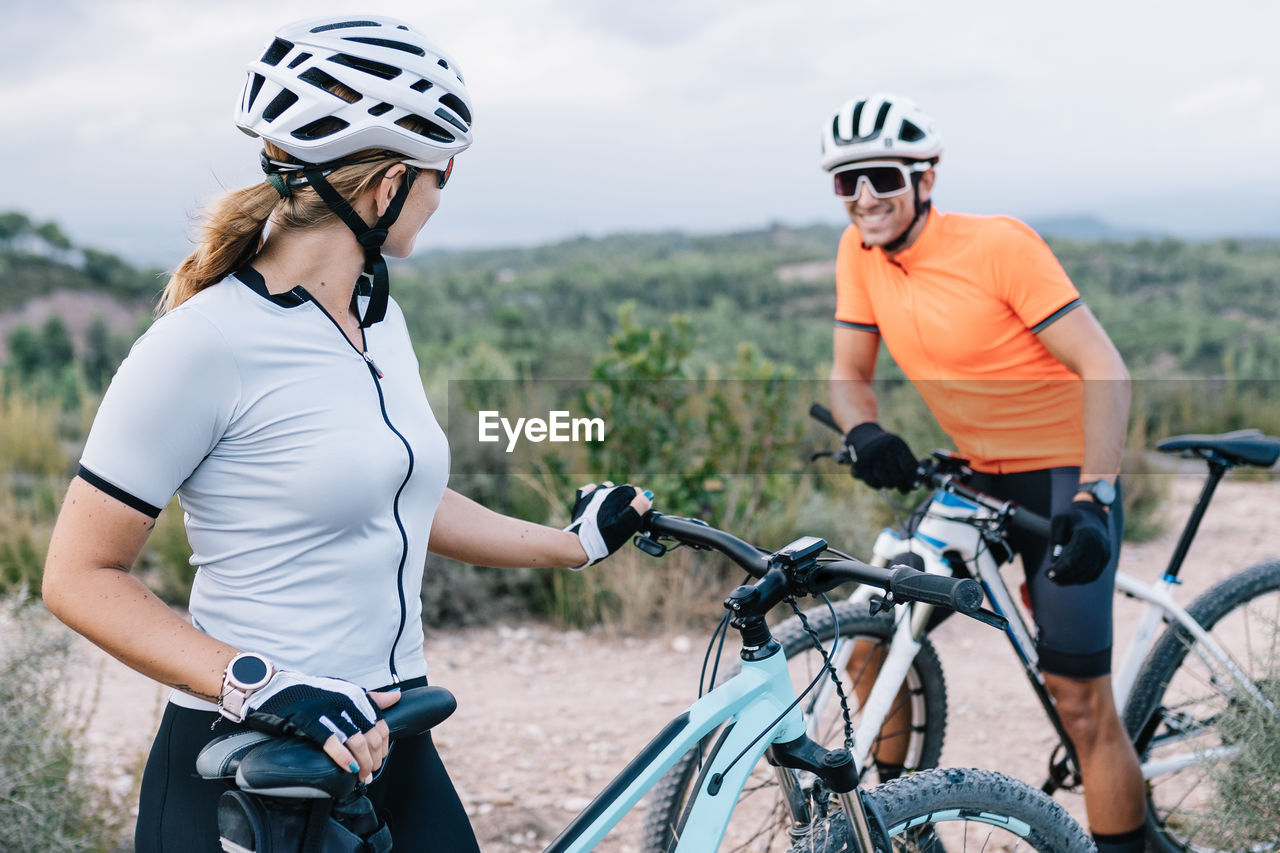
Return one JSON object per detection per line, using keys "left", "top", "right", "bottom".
{"left": 242, "top": 672, "right": 401, "bottom": 783}
{"left": 563, "top": 482, "right": 653, "bottom": 568}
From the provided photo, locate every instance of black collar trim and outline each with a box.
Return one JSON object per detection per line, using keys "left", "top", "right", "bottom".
{"left": 233, "top": 264, "right": 313, "bottom": 308}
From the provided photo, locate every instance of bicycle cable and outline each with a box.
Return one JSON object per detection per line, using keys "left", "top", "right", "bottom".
{"left": 699, "top": 611, "right": 732, "bottom": 700}
{"left": 708, "top": 593, "right": 851, "bottom": 790}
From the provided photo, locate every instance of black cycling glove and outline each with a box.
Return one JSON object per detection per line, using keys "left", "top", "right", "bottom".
{"left": 243, "top": 672, "right": 380, "bottom": 747}
{"left": 1046, "top": 499, "right": 1111, "bottom": 586}
{"left": 564, "top": 483, "right": 643, "bottom": 568}
{"left": 844, "top": 422, "right": 918, "bottom": 493}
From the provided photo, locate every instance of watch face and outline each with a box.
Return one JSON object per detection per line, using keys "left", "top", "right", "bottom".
{"left": 1085, "top": 480, "right": 1116, "bottom": 506}
{"left": 230, "top": 654, "right": 271, "bottom": 688}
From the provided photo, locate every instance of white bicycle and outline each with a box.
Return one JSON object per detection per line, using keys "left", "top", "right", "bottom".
{"left": 644, "top": 407, "right": 1280, "bottom": 853}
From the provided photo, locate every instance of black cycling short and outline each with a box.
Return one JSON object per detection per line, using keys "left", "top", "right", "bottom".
{"left": 134, "top": 677, "right": 479, "bottom": 853}
{"left": 966, "top": 466, "right": 1124, "bottom": 679}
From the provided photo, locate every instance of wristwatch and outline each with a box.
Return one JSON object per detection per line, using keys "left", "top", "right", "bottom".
{"left": 218, "top": 652, "right": 275, "bottom": 723}
{"left": 1076, "top": 479, "right": 1117, "bottom": 508}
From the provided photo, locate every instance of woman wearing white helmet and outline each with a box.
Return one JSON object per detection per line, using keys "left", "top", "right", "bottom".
{"left": 42, "top": 15, "right": 650, "bottom": 852}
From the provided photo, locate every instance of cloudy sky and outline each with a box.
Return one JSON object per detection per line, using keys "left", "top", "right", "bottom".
{"left": 3, "top": 0, "right": 1278, "bottom": 265}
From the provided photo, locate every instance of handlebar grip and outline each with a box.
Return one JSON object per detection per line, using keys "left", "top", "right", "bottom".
{"left": 889, "top": 566, "right": 984, "bottom": 613}
{"left": 1007, "top": 506, "right": 1052, "bottom": 541}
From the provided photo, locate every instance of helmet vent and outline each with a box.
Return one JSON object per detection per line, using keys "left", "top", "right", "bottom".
{"left": 311, "top": 21, "right": 380, "bottom": 33}
{"left": 438, "top": 94, "right": 471, "bottom": 126}
{"left": 327, "top": 52, "right": 401, "bottom": 80}
{"left": 246, "top": 73, "right": 266, "bottom": 110}
{"left": 262, "top": 89, "right": 299, "bottom": 122}
{"left": 873, "top": 102, "right": 892, "bottom": 133}
{"left": 368, "top": 102, "right": 393, "bottom": 116}
{"left": 299, "top": 68, "right": 361, "bottom": 103}
{"left": 261, "top": 39, "right": 294, "bottom": 67}
{"left": 410, "top": 79, "right": 433, "bottom": 93}
{"left": 437, "top": 59, "right": 450, "bottom": 70}
{"left": 899, "top": 121, "right": 925, "bottom": 142}
{"left": 293, "top": 117, "right": 350, "bottom": 140}
{"left": 396, "top": 114, "right": 456, "bottom": 143}
{"left": 287, "top": 52, "right": 312, "bottom": 69}
{"left": 342, "top": 36, "right": 426, "bottom": 57}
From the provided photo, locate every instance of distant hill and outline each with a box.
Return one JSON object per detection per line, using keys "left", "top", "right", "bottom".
{"left": 1028, "top": 215, "right": 1152, "bottom": 241}
{"left": 5, "top": 209, "right": 1280, "bottom": 382}
{"left": 0, "top": 211, "right": 159, "bottom": 360}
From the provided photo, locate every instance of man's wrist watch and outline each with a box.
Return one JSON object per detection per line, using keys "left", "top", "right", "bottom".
{"left": 218, "top": 652, "right": 275, "bottom": 723}
{"left": 1076, "top": 479, "right": 1117, "bottom": 508}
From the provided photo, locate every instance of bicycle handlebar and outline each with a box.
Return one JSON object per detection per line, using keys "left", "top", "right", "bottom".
{"left": 638, "top": 511, "right": 983, "bottom": 615}
{"left": 642, "top": 511, "right": 770, "bottom": 576}
{"left": 808, "top": 403, "right": 1051, "bottom": 541}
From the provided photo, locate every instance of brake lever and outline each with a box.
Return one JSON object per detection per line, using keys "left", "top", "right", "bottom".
{"left": 868, "top": 593, "right": 898, "bottom": 616}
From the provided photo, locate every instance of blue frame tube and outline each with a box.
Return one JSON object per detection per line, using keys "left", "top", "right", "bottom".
{"left": 545, "top": 650, "right": 808, "bottom": 853}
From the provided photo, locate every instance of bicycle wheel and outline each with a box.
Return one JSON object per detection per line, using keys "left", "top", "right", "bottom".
{"left": 640, "top": 604, "right": 947, "bottom": 853}
{"left": 1123, "top": 559, "right": 1280, "bottom": 853}
{"left": 851, "top": 767, "right": 1093, "bottom": 852}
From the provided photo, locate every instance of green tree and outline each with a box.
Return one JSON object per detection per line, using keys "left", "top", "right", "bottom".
{"left": 0, "top": 211, "right": 32, "bottom": 242}
{"left": 39, "top": 315, "right": 75, "bottom": 373}
{"left": 34, "top": 221, "right": 72, "bottom": 252}
{"left": 6, "top": 326, "right": 41, "bottom": 376}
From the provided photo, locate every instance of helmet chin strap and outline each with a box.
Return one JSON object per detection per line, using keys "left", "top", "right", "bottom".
{"left": 878, "top": 174, "right": 931, "bottom": 255}
{"left": 302, "top": 165, "right": 417, "bottom": 328}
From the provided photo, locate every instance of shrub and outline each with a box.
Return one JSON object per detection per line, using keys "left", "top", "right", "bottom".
{"left": 0, "top": 595, "right": 126, "bottom": 851}
{"left": 1191, "top": 622, "right": 1280, "bottom": 847}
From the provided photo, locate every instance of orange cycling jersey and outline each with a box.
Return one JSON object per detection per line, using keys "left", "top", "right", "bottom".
{"left": 835, "top": 210, "right": 1084, "bottom": 473}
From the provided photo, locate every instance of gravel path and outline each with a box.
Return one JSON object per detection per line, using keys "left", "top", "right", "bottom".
{"left": 70, "top": 474, "right": 1279, "bottom": 850}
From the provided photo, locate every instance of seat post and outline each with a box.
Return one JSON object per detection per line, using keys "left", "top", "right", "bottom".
{"left": 1162, "top": 458, "right": 1229, "bottom": 581}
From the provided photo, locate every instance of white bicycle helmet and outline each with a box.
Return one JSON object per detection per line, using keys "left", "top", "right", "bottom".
{"left": 820, "top": 93, "right": 942, "bottom": 172}
{"left": 235, "top": 15, "right": 473, "bottom": 169}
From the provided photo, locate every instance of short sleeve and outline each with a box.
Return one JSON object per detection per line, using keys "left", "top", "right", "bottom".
{"left": 991, "top": 218, "right": 1082, "bottom": 333}
{"left": 833, "top": 226, "right": 879, "bottom": 333}
{"left": 79, "top": 306, "right": 241, "bottom": 516}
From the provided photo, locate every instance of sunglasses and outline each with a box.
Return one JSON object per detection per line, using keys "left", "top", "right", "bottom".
{"left": 437, "top": 157, "right": 454, "bottom": 189}
{"left": 832, "top": 160, "right": 932, "bottom": 200}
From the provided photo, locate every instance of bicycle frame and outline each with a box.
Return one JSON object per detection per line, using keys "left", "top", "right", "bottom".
{"left": 544, "top": 639, "right": 876, "bottom": 853}
{"left": 812, "top": 479, "right": 1276, "bottom": 787}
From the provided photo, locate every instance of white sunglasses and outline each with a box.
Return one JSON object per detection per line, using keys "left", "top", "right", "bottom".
{"left": 831, "top": 160, "right": 933, "bottom": 200}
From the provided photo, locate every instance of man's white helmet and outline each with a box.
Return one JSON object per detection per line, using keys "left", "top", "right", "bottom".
{"left": 820, "top": 93, "right": 942, "bottom": 172}
{"left": 235, "top": 15, "right": 473, "bottom": 169}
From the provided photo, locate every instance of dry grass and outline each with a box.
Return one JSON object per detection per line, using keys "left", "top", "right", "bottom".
{"left": 0, "top": 595, "right": 127, "bottom": 851}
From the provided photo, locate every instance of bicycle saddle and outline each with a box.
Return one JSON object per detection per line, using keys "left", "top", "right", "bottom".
{"left": 1156, "top": 429, "right": 1280, "bottom": 468}
{"left": 195, "top": 685, "right": 457, "bottom": 799}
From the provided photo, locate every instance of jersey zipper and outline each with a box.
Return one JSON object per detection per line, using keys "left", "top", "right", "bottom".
{"left": 308, "top": 298, "right": 413, "bottom": 685}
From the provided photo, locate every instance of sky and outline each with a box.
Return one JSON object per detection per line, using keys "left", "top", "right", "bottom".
{"left": 3, "top": 0, "right": 1279, "bottom": 266}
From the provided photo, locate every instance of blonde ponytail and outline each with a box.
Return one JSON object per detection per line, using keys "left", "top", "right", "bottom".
{"left": 159, "top": 141, "right": 412, "bottom": 315}
{"left": 159, "top": 182, "right": 280, "bottom": 315}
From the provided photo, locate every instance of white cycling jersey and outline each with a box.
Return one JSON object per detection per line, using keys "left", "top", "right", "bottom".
{"left": 79, "top": 268, "right": 449, "bottom": 710}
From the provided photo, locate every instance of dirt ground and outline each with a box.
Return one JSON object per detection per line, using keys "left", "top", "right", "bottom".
{"left": 71, "top": 473, "right": 1279, "bottom": 851}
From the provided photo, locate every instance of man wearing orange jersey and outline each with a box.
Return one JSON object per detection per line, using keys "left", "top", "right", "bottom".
{"left": 822, "top": 94, "right": 1141, "bottom": 853}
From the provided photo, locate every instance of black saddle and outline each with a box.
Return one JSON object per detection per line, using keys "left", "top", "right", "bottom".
{"left": 1156, "top": 429, "right": 1280, "bottom": 469}
{"left": 196, "top": 686, "right": 457, "bottom": 800}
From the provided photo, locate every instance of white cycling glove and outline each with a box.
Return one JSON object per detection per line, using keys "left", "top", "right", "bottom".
{"left": 564, "top": 483, "right": 644, "bottom": 569}
{"left": 242, "top": 671, "right": 380, "bottom": 747}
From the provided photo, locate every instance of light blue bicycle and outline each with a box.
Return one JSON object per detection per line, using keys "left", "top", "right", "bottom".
{"left": 198, "top": 512, "right": 1091, "bottom": 852}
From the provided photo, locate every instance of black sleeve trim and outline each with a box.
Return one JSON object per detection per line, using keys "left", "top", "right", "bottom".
{"left": 77, "top": 466, "right": 163, "bottom": 518}
{"left": 835, "top": 319, "right": 880, "bottom": 334}
{"left": 1031, "top": 298, "right": 1083, "bottom": 334}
